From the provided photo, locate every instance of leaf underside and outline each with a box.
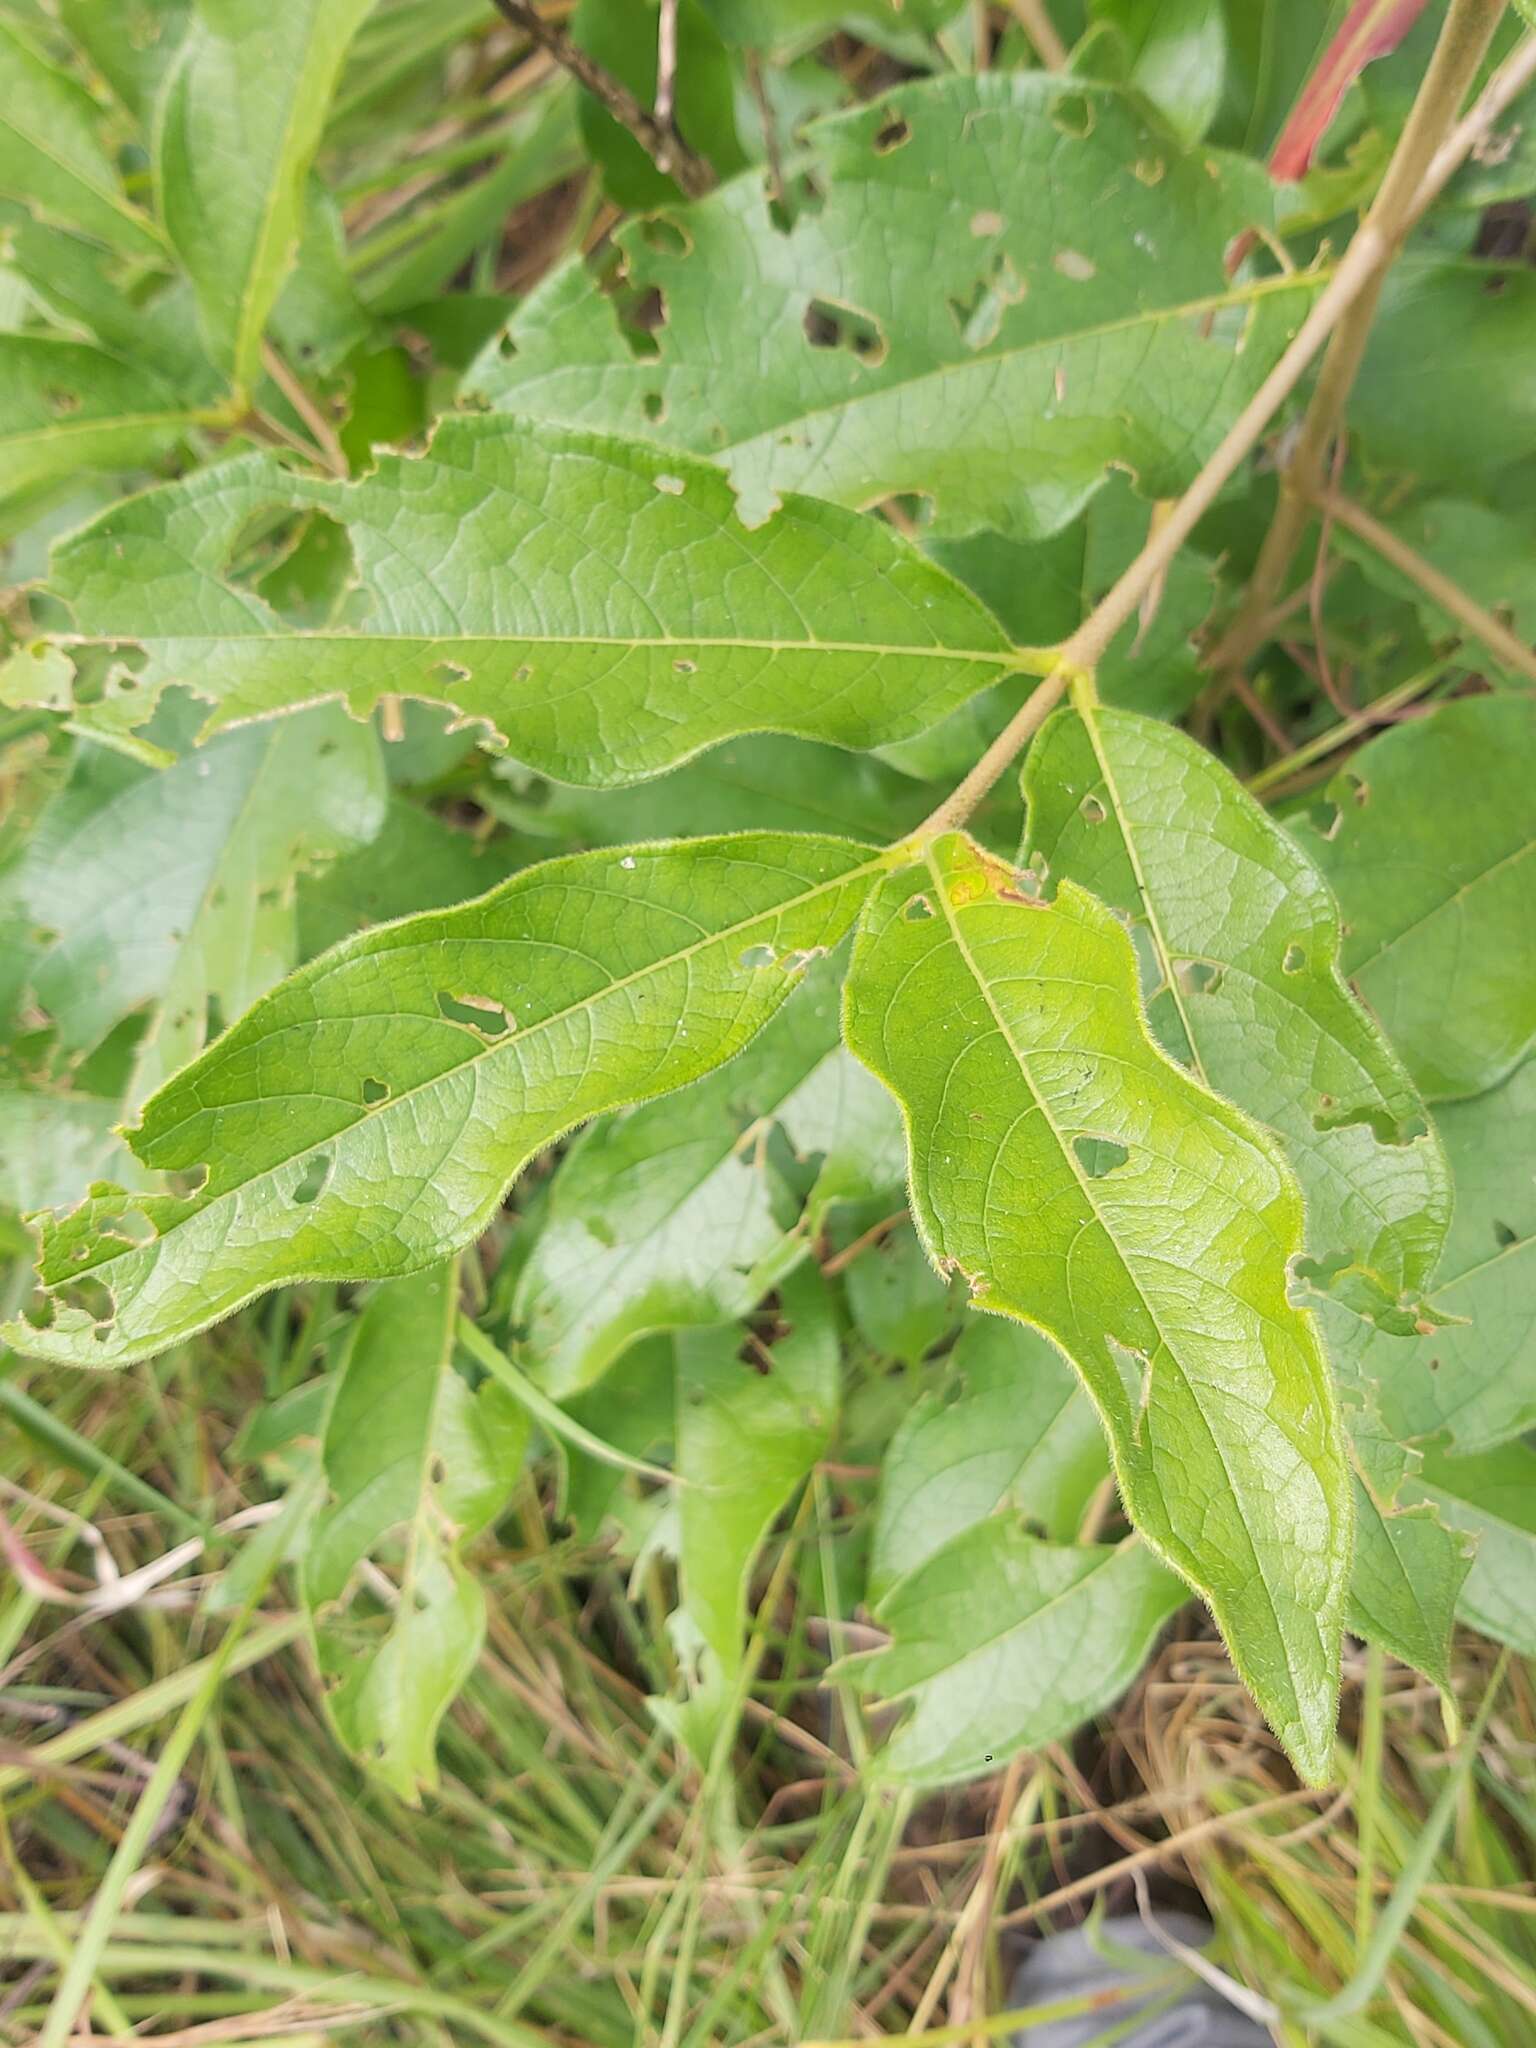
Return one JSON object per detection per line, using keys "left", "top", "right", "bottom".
{"left": 842, "top": 831, "right": 1351, "bottom": 1782}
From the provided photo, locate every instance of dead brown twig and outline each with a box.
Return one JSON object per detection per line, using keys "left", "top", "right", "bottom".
{"left": 485, "top": 0, "right": 715, "bottom": 196}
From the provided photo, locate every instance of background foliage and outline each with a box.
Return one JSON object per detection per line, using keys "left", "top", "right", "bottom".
{"left": 2, "top": 0, "right": 1535, "bottom": 2040}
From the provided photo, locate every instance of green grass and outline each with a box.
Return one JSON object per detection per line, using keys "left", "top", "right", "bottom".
{"left": 2, "top": 1293, "right": 1535, "bottom": 2045}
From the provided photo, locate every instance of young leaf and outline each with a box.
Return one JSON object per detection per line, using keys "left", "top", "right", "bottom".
{"left": 0, "top": 16, "right": 163, "bottom": 256}
{"left": 1405, "top": 1441, "right": 1536, "bottom": 1657}
{"left": 1320, "top": 1056, "right": 1536, "bottom": 1457}
{"left": 1294, "top": 696, "right": 1536, "bottom": 1102}
{"left": 515, "top": 956, "right": 901, "bottom": 1398}
{"left": 8, "top": 832, "right": 883, "bottom": 1368}
{"left": 676, "top": 1263, "right": 838, "bottom": 1682}
{"left": 842, "top": 1215, "right": 959, "bottom": 1369}
{"left": 1024, "top": 704, "right": 1450, "bottom": 1324}
{"left": 471, "top": 74, "right": 1317, "bottom": 540}
{"left": 843, "top": 831, "right": 1352, "bottom": 1783}
{"left": 18, "top": 705, "right": 386, "bottom": 1102}
{"left": 1346, "top": 1399, "right": 1472, "bottom": 1693}
{"left": 848, "top": 1523, "right": 1186, "bottom": 1786}
{"left": 304, "top": 1259, "right": 528, "bottom": 1799}
{"left": 868, "top": 1316, "right": 1108, "bottom": 1603}
{"left": 156, "top": 0, "right": 375, "bottom": 391}
{"left": 39, "top": 418, "right": 1019, "bottom": 786}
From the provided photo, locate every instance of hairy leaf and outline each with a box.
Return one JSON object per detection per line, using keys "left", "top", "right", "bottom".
{"left": 516, "top": 957, "right": 901, "bottom": 1398}
{"left": 157, "top": 0, "right": 375, "bottom": 390}
{"left": 1024, "top": 704, "right": 1450, "bottom": 1323}
{"left": 1406, "top": 1441, "right": 1536, "bottom": 1657}
{"left": 8, "top": 832, "right": 882, "bottom": 1367}
{"left": 849, "top": 1523, "right": 1186, "bottom": 1785}
{"left": 1321, "top": 1056, "right": 1536, "bottom": 1456}
{"left": 843, "top": 831, "right": 1352, "bottom": 1782}
{"left": 39, "top": 418, "right": 1020, "bottom": 786}
{"left": 1295, "top": 696, "right": 1536, "bottom": 1102}
{"left": 869, "top": 1316, "right": 1108, "bottom": 1603}
{"left": 472, "top": 74, "right": 1315, "bottom": 540}
{"left": 304, "top": 1259, "right": 527, "bottom": 1798}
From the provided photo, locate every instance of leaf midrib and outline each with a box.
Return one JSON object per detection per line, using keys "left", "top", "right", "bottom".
{"left": 62, "top": 629, "right": 1019, "bottom": 666}
{"left": 924, "top": 848, "right": 1308, "bottom": 1720}
{"left": 125, "top": 849, "right": 887, "bottom": 1265}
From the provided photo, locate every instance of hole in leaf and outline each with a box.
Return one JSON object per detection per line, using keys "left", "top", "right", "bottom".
{"left": 643, "top": 390, "right": 667, "bottom": 423}
{"left": 433, "top": 659, "right": 471, "bottom": 690}
{"left": 1282, "top": 942, "right": 1305, "bottom": 974}
{"left": 1181, "top": 960, "right": 1224, "bottom": 996}
{"left": 739, "top": 944, "right": 777, "bottom": 969}
{"left": 437, "top": 990, "right": 511, "bottom": 1036}
{"left": 1050, "top": 93, "right": 1095, "bottom": 139}
{"left": 874, "top": 115, "right": 910, "bottom": 153}
{"left": 639, "top": 214, "right": 691, "bottom": 257}
{"left": 362, "top": 1077, "right": 389, "bottom": 1105}
{"left": 1073, "top": 1135, "right": 1130, "bottom": 1178}
{"left": 1079, "top": 793, "right": 1107, "bottom": 825}
{"left": 803, "top": 298, "right": 888, "bottom": 366}
{"left": 653, "top": 473, "right": 685, "bottom": 496}
{"left": 780, "top": 947, "right": 825, "bottom": 974}
{"left": 1493, "top": 1219, "right": 1522, "bottom": 1247}
{"left": 673, "top": 657, "right": 697, "bottom": 674}
{"left": 903, "top": 893, "right": 935, "bottom": 922}
{"left": 292, "top": 1152, "right": 333, "bottom": 1205}
{"left": 617, "top": 285, "right": 668, "bottom": 358}
{"left": 205, "top": 993, "right": 226, "bottom": 1041}
{"left": 58, "top": 1274, "right": 115, "bottom": 1323}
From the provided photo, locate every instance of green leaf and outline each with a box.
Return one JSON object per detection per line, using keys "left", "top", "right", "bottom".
{"left": 1294, "top": 696, "right": 1536, "bottom": 1103}
{"left": 0, "top": 15, "right": 163, "bottom": 255}
{"left": 1345, "top": 1399, "right": 1472, "bottom": 1693}
{"left": 1090, "top": 0, "right": 1227, "bottom": 143}
{"left": 1335, "top": 496, "right": 1536, "bottom": 658}
{"left": 156, "top": 0, "right": 375, "bottom": 391}
{"left": 56, "top": 0, "right": 191, "bottom": 125}
{"left": 1023, "top": 704, "right": 1451, "bottom": 1324}
{"left": 930, "top": 477, "right": 1222, "bottom": 725}
{"left": 841, "top": 1215, "right": 958, "bottom": 1368}
{"left": 516, "top": 955, "right": 901, "bottom": 1398}
{"left": 1357, "top": 261, "right": 1536, "bottom": 489}
{"left": 1405, "top": 1441, "right": 1536, "bottom": 1657}
{"left": 17, "top": 705, "right": 385, "bottom": 1103}
{"left": 470, "top": 73, "right": 1316, "bottom": 541}
{"left": 571, "top": 0, "right": 746, "bottom": 210}
{"left": 0, "top": 336, "right": 205, "bottom": 516}
{"left": 1320, "top": 1056, "right": 1536, "bottom": 1457}
{"left": 8, "top": 831, "right": 882, "bottom": 1368}
{"left": 842, "top": 830, "right": 1352, "bottom": 1782}
{"left": 304, "top": 1259, "right": 528, "bottom": 1798}
{"left": 849, "top": 1523, "right": 1186, "bottom": 1785}
{"left": 40, "top": 417, "right": 1019, "bottom": 786}
{"left": 868, "top": 1315, "right": 1108, "bottom": 1603}
{"left": 676, "top": 1262, "right": 838, "bottom": 1680}
{"left": 295, "top": 798, "right": 524, "bottom": 960}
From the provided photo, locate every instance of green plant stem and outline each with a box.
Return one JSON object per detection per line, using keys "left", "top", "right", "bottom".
{"left": 456, "top": 1316, "right": 681, "bottom": 1485}
{"left": 1212, "top": 0, "right": 1510, "bottom": 680}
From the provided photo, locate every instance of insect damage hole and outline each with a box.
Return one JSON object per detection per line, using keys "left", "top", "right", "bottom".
{"left": 902, "top": 892, "right": 936, "bottom": 922}
{"left": 362, "top": 1076, "right": 390, "bottom": 1104}
{"left": 292, "top": 1152, "right": 334, "bottom": 1205}
{"left": 803, "top": 298, "right": 888, "bottom": 366}
{"left": 1073, "top": 1135, "right": 1130, "bottom": 1178}
{"left": 437, "top": 990, "right": 511, "bottom": 1036}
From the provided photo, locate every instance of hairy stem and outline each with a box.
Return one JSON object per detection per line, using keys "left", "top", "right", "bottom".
{"left": 486, "top": 0, "right": 715, "bottom": 196}
{"left": 1212, "top": 0, "right": 1508, "bottom": 678}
